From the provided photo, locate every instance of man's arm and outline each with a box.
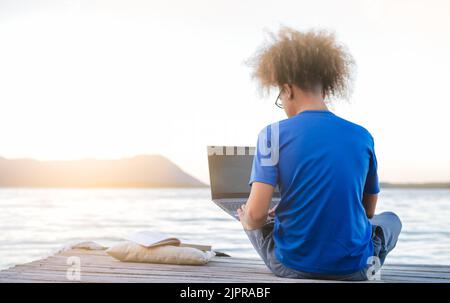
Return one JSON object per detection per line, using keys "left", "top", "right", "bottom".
{"left": 362, "top": 193, "right": 378, "bottom": 219}
{"left": 237, "top": 182, "right": 274, "bottom": 230}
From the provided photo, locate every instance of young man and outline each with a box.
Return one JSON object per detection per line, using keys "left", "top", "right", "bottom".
{"left": 238, "top": 27, "right": 402, "bottom": 281}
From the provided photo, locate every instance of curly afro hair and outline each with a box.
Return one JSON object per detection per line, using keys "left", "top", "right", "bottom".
{"left": 246, "top": 26, "right": 355, "bottom": 100}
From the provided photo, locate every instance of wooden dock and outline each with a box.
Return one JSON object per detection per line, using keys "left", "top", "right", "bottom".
{"left": 1, "top": 248, "right": 449, "bottom": 283}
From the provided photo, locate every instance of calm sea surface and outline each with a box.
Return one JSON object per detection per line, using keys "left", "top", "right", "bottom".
{"left": 1, "top": 188, "right": 449, "bottom": 270}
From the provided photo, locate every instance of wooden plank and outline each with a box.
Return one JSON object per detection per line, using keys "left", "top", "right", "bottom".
{"left": 1, "top": 257, "right": 327, "bottom": 283}
{"left": 55, "top": 250, "right": 450, "bottom": 274}
{"left": 1, "top": 266, "right": 288, "bottom": 282}
{"left": 2, "top": 248, "right": 450, "bottom": 283}
{"left": 30, "top": 258, "right": 271, "bottom": 274}
{"left": 378, "top": 275, "right": 450, "bottom": 283}
{"left": 0, "top": 277, "right": 70, "bottom": 283}
{"left": 0, "top": 263, "right": 290, "bottom": 283}
{"left": 54, "top": 249, "right": 450, "bottom": 269}
{"left": 0, "top": 268, "right": 303, "bottom": 283}
{"left": 380, "top": 270, "right": 450, "bottom": 280}
{"left": 12, "top": 263, "right": 274, "bottom": 278}
{"left": 24, "top": 258, "right": 271, "bottom": 275}
{"left": 59, "top": 249, "right": 266, "bottom": 264}
{"left": 58, "top": 249, "right": 450, "bottom": 273}
{"left": 383, "top": 264, "right": 450, "bottom": 273}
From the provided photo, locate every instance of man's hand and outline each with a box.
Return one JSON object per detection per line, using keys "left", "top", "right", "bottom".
{"left": 237, "top": 204, "right": 252, "bottom": 230}
{"left": 239, "top": 203, "right": 276, "bottom": 231}
{"left": 268, "top": 206, "right": 277, "bottom": 218}
{"left": 238, "top": 182, "right": 275, "bottom": 230}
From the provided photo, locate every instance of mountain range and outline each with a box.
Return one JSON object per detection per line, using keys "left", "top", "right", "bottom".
{"left": 0, "top": 155, "right": 206, "bottom": 188}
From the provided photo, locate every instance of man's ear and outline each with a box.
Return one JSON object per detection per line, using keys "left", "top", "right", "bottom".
{"left": 283, "top": 84, "right": 293, "bottom": 100}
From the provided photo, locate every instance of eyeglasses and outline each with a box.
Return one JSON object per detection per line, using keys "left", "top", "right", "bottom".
{"left": 275, "top": 89, "right": 283, "bottom": 109}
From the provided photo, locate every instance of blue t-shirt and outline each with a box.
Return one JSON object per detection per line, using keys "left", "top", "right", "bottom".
{"left": 249, "top": 110, "right": 380, "bottom": 275}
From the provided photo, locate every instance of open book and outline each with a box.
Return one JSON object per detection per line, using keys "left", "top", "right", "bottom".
{"left": 126, "top": 231, "right": 211, "bottom": 252}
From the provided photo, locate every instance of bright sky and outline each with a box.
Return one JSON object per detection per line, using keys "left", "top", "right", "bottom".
{"left": 0, "top": 0, "right": 449, "bottom": 184}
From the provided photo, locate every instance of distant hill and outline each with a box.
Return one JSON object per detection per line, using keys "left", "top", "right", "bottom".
{"left": 380, "top": 182, "right": 450, "bottom": 189}
{"left": 0, "top": 155, "right": 206, "bottom": 188}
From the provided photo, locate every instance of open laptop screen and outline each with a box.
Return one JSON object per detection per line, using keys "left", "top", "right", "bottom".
{"left": 207, "top": 146, "right": 280, "bottom": 199}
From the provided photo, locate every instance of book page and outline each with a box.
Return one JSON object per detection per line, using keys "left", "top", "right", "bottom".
{"left": 126, "top": 231, "right": 181, "bottom": 248}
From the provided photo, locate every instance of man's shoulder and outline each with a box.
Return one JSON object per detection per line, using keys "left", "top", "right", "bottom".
{"left": 258, "top": 114, "right": 375, "bottom": 143}
{"left": 333, "top": 115, "right": 374, "bottom": 141}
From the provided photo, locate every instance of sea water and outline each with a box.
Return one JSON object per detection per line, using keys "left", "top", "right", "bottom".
{"left": 1, "top": 187, "right": 449, "bottom": 270}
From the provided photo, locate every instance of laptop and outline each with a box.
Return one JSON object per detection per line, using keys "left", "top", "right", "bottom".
{"left": 207, "top": 146, "right": 280, "bottom": 221}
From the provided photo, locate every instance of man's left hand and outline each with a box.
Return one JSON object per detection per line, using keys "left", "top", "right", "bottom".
{"left": 237, "top": 204, "right": 251, "bottom": 230}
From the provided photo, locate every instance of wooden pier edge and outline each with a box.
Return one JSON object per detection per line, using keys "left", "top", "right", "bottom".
{"left": 1, "top": 248, "right": 449, "bottom": 283}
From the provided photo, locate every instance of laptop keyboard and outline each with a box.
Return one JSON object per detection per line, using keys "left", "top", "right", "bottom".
{"left": 214, "top": 199, "right": 279, "bottom": 221}
{"left": 225, "top": 201, "right": 245, "bottom": 212}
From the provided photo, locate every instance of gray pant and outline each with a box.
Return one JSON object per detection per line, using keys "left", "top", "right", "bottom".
{"left": 244, "top": 211, "right": 402, "bottom": 281}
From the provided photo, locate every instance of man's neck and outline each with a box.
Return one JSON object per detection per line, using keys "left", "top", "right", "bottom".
{"left": 293, "top": 100, "right": 329, "bottom": 115}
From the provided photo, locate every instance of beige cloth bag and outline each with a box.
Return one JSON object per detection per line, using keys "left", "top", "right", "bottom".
{"left": 106, "top": 241, "right": 214, "bottom": 265}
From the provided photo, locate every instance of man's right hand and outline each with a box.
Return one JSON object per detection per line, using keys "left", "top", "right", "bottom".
{"left": 268, "top": 206, "right": 276, "bottom": 217}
